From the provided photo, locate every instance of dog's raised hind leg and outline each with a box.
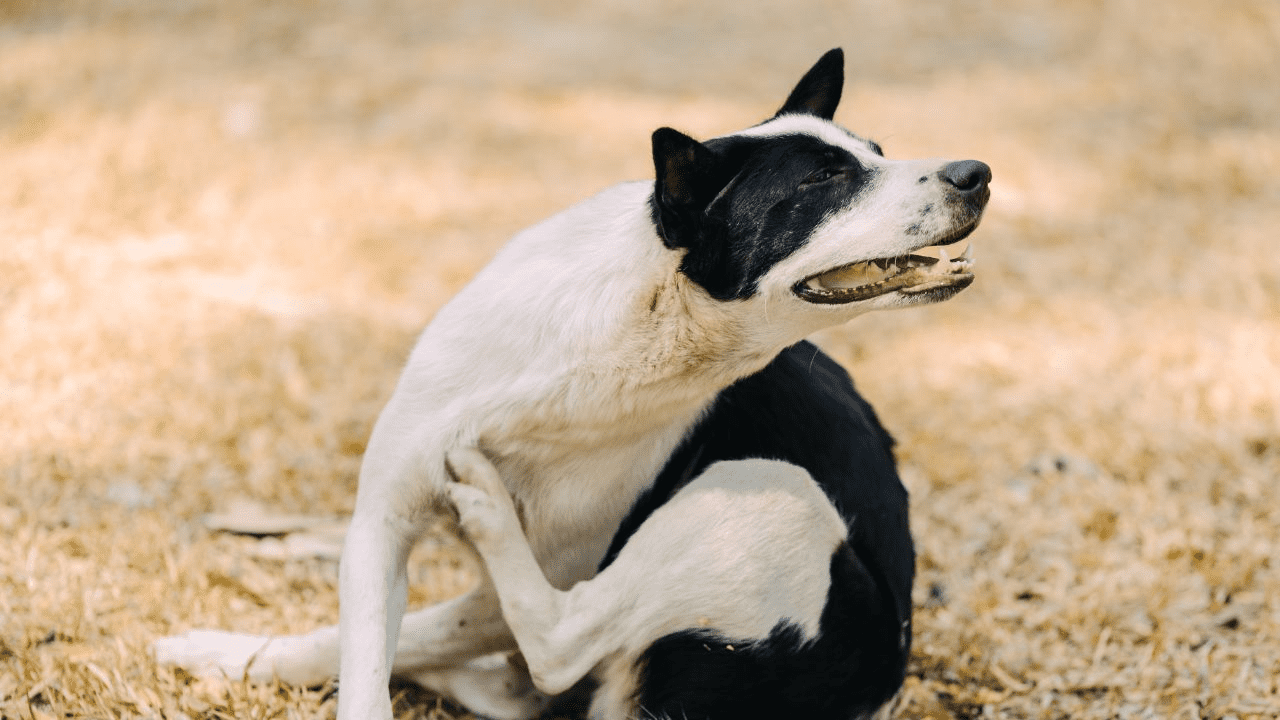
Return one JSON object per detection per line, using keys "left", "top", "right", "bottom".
{"left": 444, "top": 448, "right": 626, "bottom": 696}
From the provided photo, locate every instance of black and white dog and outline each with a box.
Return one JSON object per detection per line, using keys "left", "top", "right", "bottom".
{"left": 155, "top": 49, "right": 989, "bottom": 720}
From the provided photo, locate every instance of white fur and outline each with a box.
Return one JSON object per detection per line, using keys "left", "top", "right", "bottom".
{"left": 153, "top": 111, "right": 976, "bottom": 720}
{"left": 444, "top": 448, "right": 845, "bottom": 720}
{"left": 333, "top": 178, "right": 788, "bottom": 719}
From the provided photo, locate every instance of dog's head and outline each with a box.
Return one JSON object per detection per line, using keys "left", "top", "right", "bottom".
{"left": 651, "top": 48, "right": 989, "bottom": 327}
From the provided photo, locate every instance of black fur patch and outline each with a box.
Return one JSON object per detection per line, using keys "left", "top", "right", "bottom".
{"left": 651, "top": 134, "right": 880, "bottom": 301}
{"left": 631, "top": 542, "right": 901, "bottom": 720}
{"left": 602, "top": 341, "right": 914, "bottom": 719}
{"left": 773, "top": 48, "right": 844, "bottom": 120}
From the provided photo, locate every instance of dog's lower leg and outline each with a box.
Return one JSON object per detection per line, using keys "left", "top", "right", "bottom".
{"left": 445, "top": 449, "right": 616, "bottom": 695}
{"left": 152, "top": 580, "right": 517, "bottom": 684}
{"left": 392, "top": 573, "right": 517, "bottom": 666}
{"left": 151, "top": 625, "right": 341, "bottom": 686}
{"left": 407, "top": 653, "right": 549, "bottom": 720}
{"left": 337, "top": 514, "right": 413, "bottom": 720}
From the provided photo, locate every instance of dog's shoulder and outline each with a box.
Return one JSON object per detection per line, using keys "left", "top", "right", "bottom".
{"left": 386, "top": 181, "right": 673, "bottom": 415}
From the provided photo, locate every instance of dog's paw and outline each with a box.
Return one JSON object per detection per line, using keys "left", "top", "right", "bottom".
{"left": 444, "top": 448, "right": 521, "bottom": 544}
{"left": 444, "top": 480, "right": 506, "bottom": 541}
{"left": 444, "top": 448, "right": 506, "bottom": 495}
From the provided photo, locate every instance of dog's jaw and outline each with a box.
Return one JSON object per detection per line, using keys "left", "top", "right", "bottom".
{"left": 793, "top": 239, "right": 975, "bottom": 305}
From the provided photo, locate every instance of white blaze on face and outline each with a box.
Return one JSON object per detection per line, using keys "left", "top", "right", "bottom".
{"left": 725, "top": 114, "right": 981, "bottom": 310}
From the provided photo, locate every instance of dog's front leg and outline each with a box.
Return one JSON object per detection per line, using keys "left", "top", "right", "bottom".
{"left": 337, "top": 410, "right": 448, "bottom": 720}
{"left": 337, "top": 501, "right": 416, "bottom": 720}
{"left": 444, "top": 448, "right": 624, "bottom": 696}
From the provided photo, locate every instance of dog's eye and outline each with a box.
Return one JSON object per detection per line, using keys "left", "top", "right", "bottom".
{"left": 868, "top": 141, "right": 885, "bottom": 157}
{"left": 800, "top": 168, "right": 842, "bottom": 187}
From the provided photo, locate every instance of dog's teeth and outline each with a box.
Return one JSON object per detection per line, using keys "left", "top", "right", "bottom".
{"left": 938, "top": 247, "right": 950, "bottom": 266}
{"left": 958, "top": 244, "right": 973, "bottom": 261}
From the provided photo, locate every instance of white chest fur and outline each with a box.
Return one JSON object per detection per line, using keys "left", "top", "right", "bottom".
{"left": 360, "top": 182, "right": 779, "bottom": 589}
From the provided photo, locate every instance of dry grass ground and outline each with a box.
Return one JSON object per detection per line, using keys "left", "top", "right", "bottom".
{"left": 2, "top": 1, "right": 1278, "bottom": 718}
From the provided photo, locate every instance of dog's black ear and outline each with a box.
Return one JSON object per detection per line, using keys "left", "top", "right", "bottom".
{"left": 651, "top": 127, "right": 723, "bottom": 250}
{"left": 774, "top": 48, "right": 844, "bottom": 120}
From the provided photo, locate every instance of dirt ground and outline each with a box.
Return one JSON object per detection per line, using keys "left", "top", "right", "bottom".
{"left": 2, "top": 1, "right": 1279, "bottom": 718}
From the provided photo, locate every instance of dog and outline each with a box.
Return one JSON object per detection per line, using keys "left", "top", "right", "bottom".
{"left": 153, "top": 48, "right": 990, "bottom": 720}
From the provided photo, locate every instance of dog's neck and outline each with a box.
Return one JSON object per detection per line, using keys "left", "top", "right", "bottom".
{"left": 613, "top": 274, "right": 779, "bottom": 398}
{"left": 482, "top": 265, "right": 780, "bottom": 453}
{"left": 401, "top": 180, "right": 816, "bottom": 456}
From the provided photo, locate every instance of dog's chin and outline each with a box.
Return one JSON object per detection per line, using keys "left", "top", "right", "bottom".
{"left": 792, "top": 237, "right": 976, "bottom": 307}
{"left": 884, "top": 272, "right": 975, "bottom": 306}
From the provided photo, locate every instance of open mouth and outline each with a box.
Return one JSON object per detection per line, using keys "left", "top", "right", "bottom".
{"left": 794, "top": 239, "right": 975, "bottom": 305}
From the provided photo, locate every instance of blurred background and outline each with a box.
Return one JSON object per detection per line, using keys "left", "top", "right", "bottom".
{"left": 2, "top": 1, "right": 1277, "bottom": 718}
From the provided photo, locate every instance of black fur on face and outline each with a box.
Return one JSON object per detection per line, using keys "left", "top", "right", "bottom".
{"left": 652, "top": 133, "right": 878, "bottom": 301}
{"left": 649, "top": 48, "right": 880, "bottom": 301}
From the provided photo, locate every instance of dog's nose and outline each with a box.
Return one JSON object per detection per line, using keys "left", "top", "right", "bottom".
{"left": 938, "top": 160, "right": 992, "bottom": 193}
